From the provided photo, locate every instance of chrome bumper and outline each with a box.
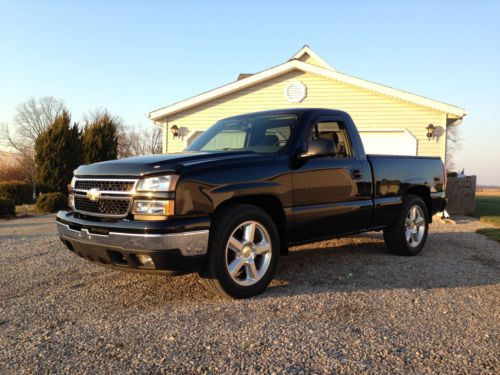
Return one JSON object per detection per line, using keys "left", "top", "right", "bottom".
{"left": 57, "top": 222, "right": 209, "bottom": 257}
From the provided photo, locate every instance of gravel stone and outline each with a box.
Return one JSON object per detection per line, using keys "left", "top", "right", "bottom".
{"left": 0, "top": 214, "right": 499, "bottom": 373}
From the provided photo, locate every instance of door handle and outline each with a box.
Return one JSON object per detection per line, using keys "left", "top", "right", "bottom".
{"left": 351, "top": 169, "right": 363, "bottom": 180}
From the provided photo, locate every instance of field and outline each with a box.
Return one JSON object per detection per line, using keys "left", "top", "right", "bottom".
{"left": 476, "top": 188, "right": 500, "bottom": 197}
{"left": 474, "top": 194, "right": 500, "bottom": 242}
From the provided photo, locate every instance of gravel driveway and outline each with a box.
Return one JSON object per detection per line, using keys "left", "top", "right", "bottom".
{"left": 1, "top": 215, "right": 499, "bottom": 373}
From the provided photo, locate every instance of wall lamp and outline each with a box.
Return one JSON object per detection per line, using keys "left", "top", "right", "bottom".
{"left": 170, "top": 125, "right": 180, "bottom": 138}
{"left": 426, "top": 124, "right": 436, "bottom": 141}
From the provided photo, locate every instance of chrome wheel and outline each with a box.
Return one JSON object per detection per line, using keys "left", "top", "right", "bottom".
{"left": 405, "top": 205, "right": 426, "bottom": 248}
{"left": 225, "top": 220, "right": 272, "bottom": 286}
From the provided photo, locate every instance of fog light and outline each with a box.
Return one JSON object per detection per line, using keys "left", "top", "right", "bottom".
{"left": 136, "top": 254, "right": 154, "bottom": 267}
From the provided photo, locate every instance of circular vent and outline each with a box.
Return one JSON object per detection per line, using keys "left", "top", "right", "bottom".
{"left": 285, "top": 81, "right": 307, "bottom": 103}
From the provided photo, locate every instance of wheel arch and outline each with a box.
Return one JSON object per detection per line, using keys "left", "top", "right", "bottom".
{"left": 405, "top": 186, "right": 432, "bottom": 222}
{"left": 213, "top": 195, "right": 288, "bottom": 255}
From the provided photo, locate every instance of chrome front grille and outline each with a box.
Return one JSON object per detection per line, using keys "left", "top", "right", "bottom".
{"left": 72, "top": 178, "right": 138, "bottom": 218}
{"left": 74, "top": 196, "right": 131, "bottom": 216}
{"left": 74, "top": 180, "right": 135, "bottom": 192}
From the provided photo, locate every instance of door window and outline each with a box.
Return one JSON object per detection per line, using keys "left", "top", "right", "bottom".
{"left": 312, "top": 121, "right": 353, "bottom": 158}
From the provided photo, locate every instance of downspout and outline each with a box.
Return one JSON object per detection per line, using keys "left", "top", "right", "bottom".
{"left": 441, "top": 116, "right": 464, "bottom": 220}
{"left": 153, "top": 120, "right": 168, "bottom": 154}
{"left": 444, "top": 114, "right": 449, "bottom": 169}
{"left": 445, "top": 116, "right": 464, "bottom": 169}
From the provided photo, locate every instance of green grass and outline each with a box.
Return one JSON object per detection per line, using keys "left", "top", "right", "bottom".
{"left": 476, "top": 228, "right": 500, "bottom": 243}
{"left": 474, "top": 196, "right": 500, "bottom": 226}
{"left": 474, "top": 196, "right": 500, "bottom": 242}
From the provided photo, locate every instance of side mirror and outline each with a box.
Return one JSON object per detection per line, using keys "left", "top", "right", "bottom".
{"left": 299, "top": 138, "right": 337, "bottom": 159}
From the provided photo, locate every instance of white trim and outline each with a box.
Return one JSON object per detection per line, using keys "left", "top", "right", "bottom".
{"left": 148, "top": 60, "right": 466, "bottom": 120}
{"left": 298, "top": 61, "right": 465, "bottom": 117}
{"left": 148, "top": 62, "right": 298, "bottom": 119}
{"left": 289, "top": 45, "right": 334, "bottom": 70}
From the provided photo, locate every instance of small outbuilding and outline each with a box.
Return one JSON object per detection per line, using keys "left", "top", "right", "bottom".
{"left": 148, "top": 46, "right": 465, "bottom": 161}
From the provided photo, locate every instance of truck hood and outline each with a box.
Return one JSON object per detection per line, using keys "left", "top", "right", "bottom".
{"left": 74, "top": 151, "right": 274, "bottom": 177}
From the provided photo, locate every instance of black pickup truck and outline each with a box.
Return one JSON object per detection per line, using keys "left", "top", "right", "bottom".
{"left": 57, "top": 109, "right": 446, "bottom": 298}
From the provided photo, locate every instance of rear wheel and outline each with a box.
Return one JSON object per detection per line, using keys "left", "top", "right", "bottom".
{"left": 199, "top": 204, "right": 279, "bottom": 298}
{"left": 383, "top": 194, "right": 429, "bottom": 256}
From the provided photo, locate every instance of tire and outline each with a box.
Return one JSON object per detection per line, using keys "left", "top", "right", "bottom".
{"left": 383, "top": 194, "right": 429, "bottom": 256}
{"left": 199, "top": 204, "right": 280, "bottom": 299}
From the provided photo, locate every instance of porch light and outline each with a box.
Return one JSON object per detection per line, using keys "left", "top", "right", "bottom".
{"left": 170, "top": 125, "right": 180, "bottom": 138}
{"left": 426, "top": 124, "right": 435, "bottom": 140}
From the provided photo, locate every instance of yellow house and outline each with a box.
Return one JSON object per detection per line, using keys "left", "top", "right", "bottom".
{"left": 148, "top": 46, "right": 465, "bottom": 162}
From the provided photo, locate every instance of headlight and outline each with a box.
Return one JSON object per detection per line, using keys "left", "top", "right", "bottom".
{"left": 132, "top": 200, "right": 175, "bottom": 216}
{"left": 136, "top": 175, "right": 178, "bottom": 192}
{"left": 68, "top": 176, "right": 76, "bottom": 193}
{"left": 68, "top": 194, "right": 74, "bottom": 209}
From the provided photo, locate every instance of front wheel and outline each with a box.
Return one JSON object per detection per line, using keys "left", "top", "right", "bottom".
{"left": 199, "top": 204, "right": 280, "bottom": 299}
{"left": 383, "top": 194, "right": 429, "bottom": 256}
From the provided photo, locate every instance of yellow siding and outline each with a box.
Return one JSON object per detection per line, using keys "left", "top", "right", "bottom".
{"left": 161, "top": 69, "right": 447, "bottom": 159}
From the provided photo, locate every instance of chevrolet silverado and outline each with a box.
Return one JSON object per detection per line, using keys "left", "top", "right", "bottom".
{"left": 57, "top": 109, "right": 446, "bottom": 298}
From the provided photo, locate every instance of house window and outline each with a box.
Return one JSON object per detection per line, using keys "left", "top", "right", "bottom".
{"left": 200, "top": 128, "right": 247, "bottom": 150}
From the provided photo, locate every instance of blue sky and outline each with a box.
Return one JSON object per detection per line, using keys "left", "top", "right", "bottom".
{"left": 1, "top": 1, "right": 499, "bottom": 184}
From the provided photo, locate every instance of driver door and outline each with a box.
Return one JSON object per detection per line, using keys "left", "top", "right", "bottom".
{"left": 290, "top": 117, "right": 371, "bottom": 242}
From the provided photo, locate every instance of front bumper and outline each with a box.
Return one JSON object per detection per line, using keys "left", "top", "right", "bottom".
{"left": 56, "top": 211, "right": 210, "bottom": 275}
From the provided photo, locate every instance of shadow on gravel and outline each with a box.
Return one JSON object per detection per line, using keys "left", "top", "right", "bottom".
{"left": 262, "top": 231, "right": 500, "bottom": 298}
{"left": 3, "top": 219, "right": 499, "bottom": 308}
{"left": 103, "top": 230, "right": 500, "bottom": 305}
{"left": 58, "top": 230, "right": 500, "bottom": 306}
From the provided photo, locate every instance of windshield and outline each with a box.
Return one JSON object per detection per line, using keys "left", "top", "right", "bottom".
{"left": 186, "top": 113, "right": 298, "bottom": 154}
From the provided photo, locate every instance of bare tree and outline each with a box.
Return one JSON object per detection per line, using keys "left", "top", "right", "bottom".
{"left": 1, "top": 97, "right": 66, "bottom": 155}
{"left": 446, "top": 124, "right": 462, "bottom": 170}
{"left": 0, "top": 97, "right": 66, "bottom": 193}
{"left": 83, "top": 108, "right": 122, "bottom": 128}
{"left": 13, "top": 97, "right": 65, "bottom": 142}
{"left": 118, "top": 125, "right": 162, "bottom": 158}
{"left": 0, "top": 151, "right": 30, "bottom": 181}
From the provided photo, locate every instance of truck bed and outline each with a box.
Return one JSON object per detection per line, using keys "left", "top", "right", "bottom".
{"left": 366, "top": 154, "right": 445, "bottom": 227}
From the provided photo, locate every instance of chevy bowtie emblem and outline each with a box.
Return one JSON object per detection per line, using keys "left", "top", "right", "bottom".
{"left": 86, "top": 188, "right": 101, "bottom": 201}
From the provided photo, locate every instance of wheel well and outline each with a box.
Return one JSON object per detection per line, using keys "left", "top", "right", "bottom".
{"left": 405, "top": 186, "right": 432, "bottom": 222}
{"left": 213, "top": 195, "right": 288, "bottom": 255}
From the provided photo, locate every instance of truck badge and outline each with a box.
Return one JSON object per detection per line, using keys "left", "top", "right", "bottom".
{"left": 87, "top": 188, "right": 101, "bottom": 201}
